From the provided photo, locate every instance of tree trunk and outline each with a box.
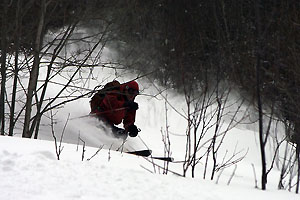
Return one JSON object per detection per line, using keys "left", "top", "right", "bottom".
{"left": 9, "top": 0, "right": 22, "bottom": 137}
{"left": 254, "top": 0, "right": 267, "bottom": 190}
{"left": 0, "top": 0, "right": 8, "bottom": 135}
{"left": 256, "top": 49, "right": 267, "bottom": 190}
{"left": 296, "top": 144, "right": 300, "bottom": 193}
{"left": 22, "top": 0, "right": 46, "bottom": 138}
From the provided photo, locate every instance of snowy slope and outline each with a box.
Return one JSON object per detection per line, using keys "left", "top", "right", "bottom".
{"left": 0, "top": 136, "right": 298, "bottom": 200}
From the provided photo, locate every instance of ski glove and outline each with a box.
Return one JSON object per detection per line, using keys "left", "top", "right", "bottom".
{"left": 127, "top": 124, "right": 139, "bottom": 137}
{"left": 124, "top": 101, "right": 139, "bottom": 111}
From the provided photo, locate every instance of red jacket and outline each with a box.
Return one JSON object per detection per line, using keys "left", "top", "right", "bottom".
{"left": 94, "top": 84, "right": 136, "bottom": 130}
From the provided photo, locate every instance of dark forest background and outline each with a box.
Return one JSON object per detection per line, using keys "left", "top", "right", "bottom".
{"left": 1, "top": 0, "right": 300, "bottom": 192}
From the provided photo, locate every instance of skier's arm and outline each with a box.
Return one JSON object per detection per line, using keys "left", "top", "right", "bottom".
{"left": 123, "top": 109, "right": 136, "bottom": 129}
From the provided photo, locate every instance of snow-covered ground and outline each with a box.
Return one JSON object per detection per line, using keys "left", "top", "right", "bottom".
{"left": 0, "top": 132, "right": 298, "bottom": 200}
{"left": 1, "top": 79, "right": 299, "bottom": 199}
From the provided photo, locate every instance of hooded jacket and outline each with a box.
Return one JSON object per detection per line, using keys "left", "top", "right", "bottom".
{"left": 94, "top": 81, "right": 138, "bottom": 130}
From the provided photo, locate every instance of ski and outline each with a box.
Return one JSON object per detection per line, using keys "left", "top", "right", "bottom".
{"left": 126, "top": 149, "right": 152, "bottom": 157}
{"left": 126, "top": 150, "right": 174, "bottom": 162}
{"left": 150, "top": 156, "right": 174, "bottom": 162}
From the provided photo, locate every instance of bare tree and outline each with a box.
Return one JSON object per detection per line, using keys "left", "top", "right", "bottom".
{"left": 161, "top": 96, "right": 172, "bottom": 174}
{"left": 0, "top": 0, "right": 119, "bottom": 140}
{"left": 50, "top": 110, "right": 70, "bottom": 160}
{"left": 30, "top": 23, "right": 78, "bottom": 139}
{"left": 8, "top": 0, "right": 22, "bottom": 136}
{"left": 22, "top": 0, "right": 46, "bottom": 138}
{"left": 0, "top": 0, "right": 9, "bottom": 135}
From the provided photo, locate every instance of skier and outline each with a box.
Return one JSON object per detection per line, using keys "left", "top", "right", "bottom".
{"left": 90, "top": 80, "right": 140, "bottom": 139}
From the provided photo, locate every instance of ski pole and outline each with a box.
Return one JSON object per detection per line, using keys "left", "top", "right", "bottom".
{"left": 70, "top": 107, "right": 128, "bottom": 120}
